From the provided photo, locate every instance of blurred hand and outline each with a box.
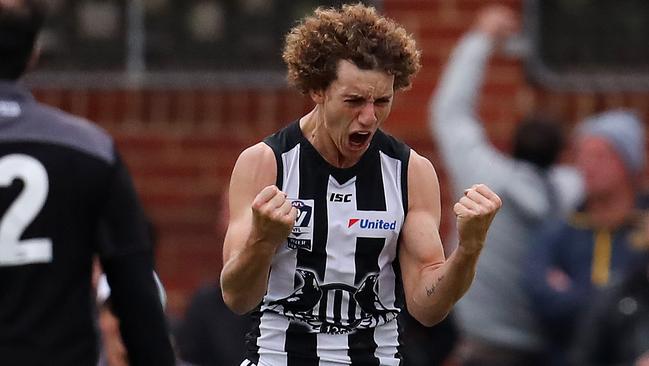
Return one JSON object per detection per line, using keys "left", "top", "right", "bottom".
{"left": 0, "top": 0, "right": 22, "bottom": 9}
{"left": 250, "top": 185, "right": 297, "bottom": 249}
{"left": 99, "top": 307, "right": 129, "bottom": 366}
{"left": 454, "top": 184, "right": 502, "bottom": 254}
{"left": 635, "top": 351, "right": 649, "bottom": 366}
{"left": 546, "top": 268, "right": 572, "bottom": 292}
{"left": 474, "top": 5, "right": 519, "bottom": 41}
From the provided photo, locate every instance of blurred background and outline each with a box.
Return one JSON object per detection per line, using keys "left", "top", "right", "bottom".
{"left": 23, "top": 0, "right": 649, "bottom": 318}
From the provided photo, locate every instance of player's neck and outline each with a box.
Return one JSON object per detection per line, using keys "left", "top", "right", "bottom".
{"left": 299, "top": 108, "right": 360, "bottom": 169}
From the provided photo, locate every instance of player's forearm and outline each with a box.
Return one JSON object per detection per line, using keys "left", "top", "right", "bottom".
{"left": 408, "top": 246, "right": 480, "bottom": 326}
{"left": 220, "top": 239, "right": 277, "bottom": 314}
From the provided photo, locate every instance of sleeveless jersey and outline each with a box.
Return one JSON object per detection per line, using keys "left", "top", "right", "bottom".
{"left": 246, "top": 121, "right": 411, "bottom": 366}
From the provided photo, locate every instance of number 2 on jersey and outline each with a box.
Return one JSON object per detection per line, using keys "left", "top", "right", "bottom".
{"left": 0, "top": 154, "right": 52, "bottom": 266}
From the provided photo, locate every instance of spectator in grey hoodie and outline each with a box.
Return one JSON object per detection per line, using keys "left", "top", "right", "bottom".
{"left": 429, "top": 5, "right": 583, "bottom": 366}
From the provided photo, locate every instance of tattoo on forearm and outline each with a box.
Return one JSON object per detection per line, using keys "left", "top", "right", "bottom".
{"left": 426, "top": 275, "right": 444, "bottom": 297}
{"left": 426, "top": 286, "right": 435, "bottom": 297}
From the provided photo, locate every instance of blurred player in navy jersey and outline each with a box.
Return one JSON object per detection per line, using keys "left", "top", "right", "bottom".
{"left": 0, "top": 1, "right": 175, "bottom": 365}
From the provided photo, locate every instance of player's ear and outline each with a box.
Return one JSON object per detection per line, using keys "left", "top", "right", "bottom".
{"left": 309, "top": 89, "right": 325, "bottom": 105}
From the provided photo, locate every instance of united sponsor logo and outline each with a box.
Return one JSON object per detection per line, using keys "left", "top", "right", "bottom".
{"left": 348, "top": 218, "right": 397, "bottom": 230}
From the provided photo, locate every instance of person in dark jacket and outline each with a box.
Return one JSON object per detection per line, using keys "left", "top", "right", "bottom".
{"left": 0, "top": 1, "right": 175, "bottom": 364}
{"left": 571, "top": 253, "right": 649, "bottom": 366}
{"left": 526, "top": 110, "right": 648, "bottom": 366}
{"left": 175, "top": 284, "right": 250, "bottom": 366}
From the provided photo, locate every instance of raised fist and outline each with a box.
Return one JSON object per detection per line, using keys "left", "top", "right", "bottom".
{"left": 454, "top": 184, "right": 502, "bottom": 254}
{"left": 250, "top": 185, "right": 298, "bottom": 249}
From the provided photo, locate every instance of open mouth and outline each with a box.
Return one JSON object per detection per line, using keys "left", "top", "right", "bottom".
{"left": 349, "top": 132, "right": 371, "bottom": 148}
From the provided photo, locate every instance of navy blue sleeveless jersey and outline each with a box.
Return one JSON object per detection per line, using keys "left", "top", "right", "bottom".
{"left": 0, "top": 82, "right": 163, "bottom": 365}
{"left": 245, "top": 121, "right": 411, "bottom": 365}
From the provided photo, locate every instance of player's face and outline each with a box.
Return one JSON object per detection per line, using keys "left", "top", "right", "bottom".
{"left": 313, "top": 60, "right": 394, "bottom": 166}
{"left": 575, "top": 136, "right": 630, "bottom": 197}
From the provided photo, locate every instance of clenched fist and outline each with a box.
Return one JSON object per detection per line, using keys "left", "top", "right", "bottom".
{"left": 250, "top": 185, "right": 298, "bottom": 249}
{"left": 454, "top": 184, "right": 502, "bottom": 254}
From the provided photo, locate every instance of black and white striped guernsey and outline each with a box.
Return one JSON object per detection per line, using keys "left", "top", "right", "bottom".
{"left": 246, "top": 121, "right": 411, "bottom": 365}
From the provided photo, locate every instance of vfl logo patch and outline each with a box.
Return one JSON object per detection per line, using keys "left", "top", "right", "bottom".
{"left": 287, "top": 199, "right": 314, "bottom": 251}
{"left": 348, "top": 218, "right": 397, "bottom": 230}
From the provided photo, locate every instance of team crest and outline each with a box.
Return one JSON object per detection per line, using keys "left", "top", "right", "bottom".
{"left": 264, "top": 269, "right": 400, "bottom": 334}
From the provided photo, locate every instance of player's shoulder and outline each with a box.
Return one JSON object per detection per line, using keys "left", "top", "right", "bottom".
{"left": 230, "top": 142, "right": 277, "bottom": 197}
{"left": 263, "top": 120, "right": 302, "bottom": 154}
{"left": 408, "top": 149, "right": 434, "bottom": 169}
{"left": 407, "top": 149, "right": 439, "bottom": 188}
{"left": 238, "top": 142, "right": 275, "bottom": 163}
{"left": 31, "top": 102, "right": 115, "bottom": 163}
{"left": 234, "top": 142, "right": 277, "bottom": 182}
{"left": 36, "top": 103, "right": 113, "bottom": 144}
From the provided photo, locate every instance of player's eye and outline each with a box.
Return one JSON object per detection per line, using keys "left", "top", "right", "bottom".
{"left": 344, "top": 98, "right": 364, "bottom": 106}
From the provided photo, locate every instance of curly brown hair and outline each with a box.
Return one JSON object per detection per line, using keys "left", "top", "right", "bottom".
{"left": 282, "top": 3, "right": 421, "bottom": 94}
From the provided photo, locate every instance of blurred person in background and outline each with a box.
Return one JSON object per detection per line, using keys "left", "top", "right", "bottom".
{"left": 175, "top": 192, "right": 250, "bottom": 366}
{"left": 0, "top": 0, "right": 174, "bottom": 364}
{"left": 429, "top": 5, "right": 583, "bottom": 366}
{"left": 526, "top": 110, "right": 649, "bottom": 366}
{"left": 220, "top": 3, "right": 501, "bottom": 366}
{"left": 175, "top": 284, "right": 250, "bottom": 366}
{"left": 94, "top": 265, "right": 183, "bottom": 366}
{"left": 398, "top": 309, "right": 458, "bottom": 366}
{"left": 570, "top": 249, "right": 649, "bottom": 366}
{"left": 92, "top": 259, "right": 129, "bottom": 366}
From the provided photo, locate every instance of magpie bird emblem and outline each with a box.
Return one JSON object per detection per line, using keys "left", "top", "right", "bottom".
{"left": 265, "top": 269, "right": 399, "bottom": 334}
{"left": 268, "top": 269, "right": 322, "bottom": 317}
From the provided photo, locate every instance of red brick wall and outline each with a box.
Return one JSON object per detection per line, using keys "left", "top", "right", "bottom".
{"left": 31, "top": 0, "right": 649, "bottom": 316}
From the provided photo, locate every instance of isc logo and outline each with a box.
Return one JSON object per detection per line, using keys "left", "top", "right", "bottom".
{"left": 329, "top": 193, "right": 352, "bottom": 202}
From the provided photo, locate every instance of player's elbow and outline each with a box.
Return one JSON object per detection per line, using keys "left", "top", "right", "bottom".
{"left": 221, "top": 288, "right": 256, "bottom": 315}
{"left": 410, "top": 307, "right": 450, "bottom": 327}
{"left": 219, "top": 264, "right": 259, "bottom": 314}
{"left": 418, "top": 312, "right": 449, "bottom": 327}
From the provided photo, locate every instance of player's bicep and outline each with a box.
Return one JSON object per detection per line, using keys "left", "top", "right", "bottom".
{"left": 222, "top": 143, "right": 276, "bottom": 262}
{"left": 399, "top": 153, "right": 446, "bottom": 292}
